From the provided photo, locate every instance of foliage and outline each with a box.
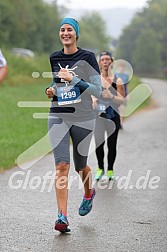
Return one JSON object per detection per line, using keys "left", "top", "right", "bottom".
{"left": 0, "top": 0, "right": 63, "bottom": 53}
{"left": 78, "top": 12, "right": 111, "bottom": 52}
{"left": 116, "top": 0, "right": 167, "bottom": 75}
{"left": 0, "top": 0, "right": 111, "bottom": 54}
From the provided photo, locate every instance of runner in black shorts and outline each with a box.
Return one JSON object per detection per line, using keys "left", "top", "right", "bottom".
{"left": 46, "top": 18, "right": 101, "bottom": 232}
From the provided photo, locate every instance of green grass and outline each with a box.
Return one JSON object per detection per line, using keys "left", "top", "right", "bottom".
{"left": 0, "top": 50, "right": 151, "bottom": 171}
{"left": 0, "top": 50, "right": 51, "bottom": 171}
{"left": 125, "top": 75, "right": 151, "bottom": 115}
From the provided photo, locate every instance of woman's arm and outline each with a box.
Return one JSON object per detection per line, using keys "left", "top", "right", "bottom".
{"left": 91, "top": 95, "right": 98, "bottom": 110}
{"left": 71, "top": 75, "right": 101, "bottom": 98}
{"left": 0, "top": 65, "right": 7, "bottom": 84}
{"left": 57, "top": 68, "right": 102, "bottom": 98}
{"left": 101, "top": 77, "right": 125, "bottom": 105}
{"left": 115, "top": 77, "right": 125, "bottom": 104}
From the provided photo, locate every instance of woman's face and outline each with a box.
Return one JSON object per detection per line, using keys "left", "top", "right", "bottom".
{"left": 99, "top": 55, "right": 113, "bottom": 71}
{"left": 59, "top": 24, "right": 77, "bottom": 46}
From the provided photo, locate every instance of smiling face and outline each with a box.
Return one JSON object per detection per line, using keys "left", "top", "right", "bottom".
{"left": 99, "top": 55, "right": 113, "bottom": 71}
{"left": 59, "top": 24, "right": 77, "bottom": 46}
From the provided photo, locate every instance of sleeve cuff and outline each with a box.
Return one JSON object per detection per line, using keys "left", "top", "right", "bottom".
{"left": 70, "top": 76, "right": 81, "bottom": 85}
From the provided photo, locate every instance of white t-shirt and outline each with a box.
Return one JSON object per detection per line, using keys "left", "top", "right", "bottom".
{"left": 0, "top": 49, "right": 7, "bottom": 67}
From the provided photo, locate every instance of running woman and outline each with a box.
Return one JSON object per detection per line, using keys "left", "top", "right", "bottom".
{"left": 93, "top": 51, "right": 125, "bottom": 180}
{"left": 46, "top": 18, "right": 101, "bottom": 232}
{"left": 0, "top": 49, "right": 7, "bottom": 84}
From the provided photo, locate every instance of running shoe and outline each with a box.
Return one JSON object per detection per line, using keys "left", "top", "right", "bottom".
{"left": 54, "top": 212, "right": 70, "bottom": 233}
{"left": 79, "top": 188, "right": 96, "bottom": 216}
{"left": 107, "top": 170, "right": 115, "bottom": 180}
{"left": 95, "top": 168, "right": 104, "bottom": 180}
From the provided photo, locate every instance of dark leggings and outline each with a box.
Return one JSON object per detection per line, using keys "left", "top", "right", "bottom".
{"left": 94, "top": 116, "right": 120, "bottom": 171}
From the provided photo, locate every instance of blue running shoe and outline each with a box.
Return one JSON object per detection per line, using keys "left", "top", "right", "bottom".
{"left": 54, "top": 212, "right": 70, "bottom": 233}
{"left": 79, "top": 188, "right": 96, "bottom": 216}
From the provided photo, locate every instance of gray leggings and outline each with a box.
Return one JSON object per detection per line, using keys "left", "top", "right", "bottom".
{"left": 48, "top": 115, "right": 95, "bottom": 171}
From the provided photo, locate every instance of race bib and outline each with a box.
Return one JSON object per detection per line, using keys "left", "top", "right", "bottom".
{"left": 57, "top": 85, "right": 81, "bottom": 105}
{"left": 97, "top": 103, "right": 106, "bottom": 113}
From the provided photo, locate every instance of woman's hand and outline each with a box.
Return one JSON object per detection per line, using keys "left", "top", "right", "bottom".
{"left": 46, "top": 87, "right": 55, "bottom": 98}
{"left": 101, "top": 89, "right": 114, "bottom": 99}
{"left": 58, "top": 68, "right": 73, "bottom": 82}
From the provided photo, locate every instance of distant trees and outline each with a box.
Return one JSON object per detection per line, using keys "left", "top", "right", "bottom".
{"left": 0, "top": 0, "right": 111, "bottom": 54}
{"left": 133, "top": 29, "right": 161, "bottom": 74}
{"left": 78, "top": 12, "right": 111, "bottom": 52}
{"left": 0, "top": 0, "right": 62, "bottom": 53}
{"left": 116, "top": 0, "right": 167, "bottom": 75}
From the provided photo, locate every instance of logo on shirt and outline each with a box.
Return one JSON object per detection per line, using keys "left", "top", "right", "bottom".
{"left": 58, "top": 63, "right": 78, "bottom": 85}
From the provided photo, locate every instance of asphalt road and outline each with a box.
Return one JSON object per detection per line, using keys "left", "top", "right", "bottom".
{"left": 0, "top": 78, "right": 167, "bottom": 252}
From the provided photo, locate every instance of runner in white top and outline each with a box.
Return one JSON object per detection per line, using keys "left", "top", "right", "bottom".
{"left": 0, "top": 49, "right": 7, "bottom": 84}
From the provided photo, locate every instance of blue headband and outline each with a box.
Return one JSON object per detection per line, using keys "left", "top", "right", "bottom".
{"left": 59, "top": 18, "right": 80, "bottom": 37}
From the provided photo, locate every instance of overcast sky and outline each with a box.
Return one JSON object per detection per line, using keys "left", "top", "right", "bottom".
{"left": 46, "top": 0, "right": 148, "bottom": 9}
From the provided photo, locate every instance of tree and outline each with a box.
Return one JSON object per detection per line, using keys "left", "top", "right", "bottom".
{"left": 0, "top": 0, "right": 62, "bottom": 53}
{"left": 133, "top": 29, "right": 161, "bottom": 74}
{"left": 116, "top": 15, "right": 146, "bottom": 63}
{"left": 78, "top": 12, "right": 111, "bottom": 53}
{"left": 0, "top": 1, "right": 112, "bottom": 54}
{"left": 116, "top": 0, "right": 167, "bottom": 75}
